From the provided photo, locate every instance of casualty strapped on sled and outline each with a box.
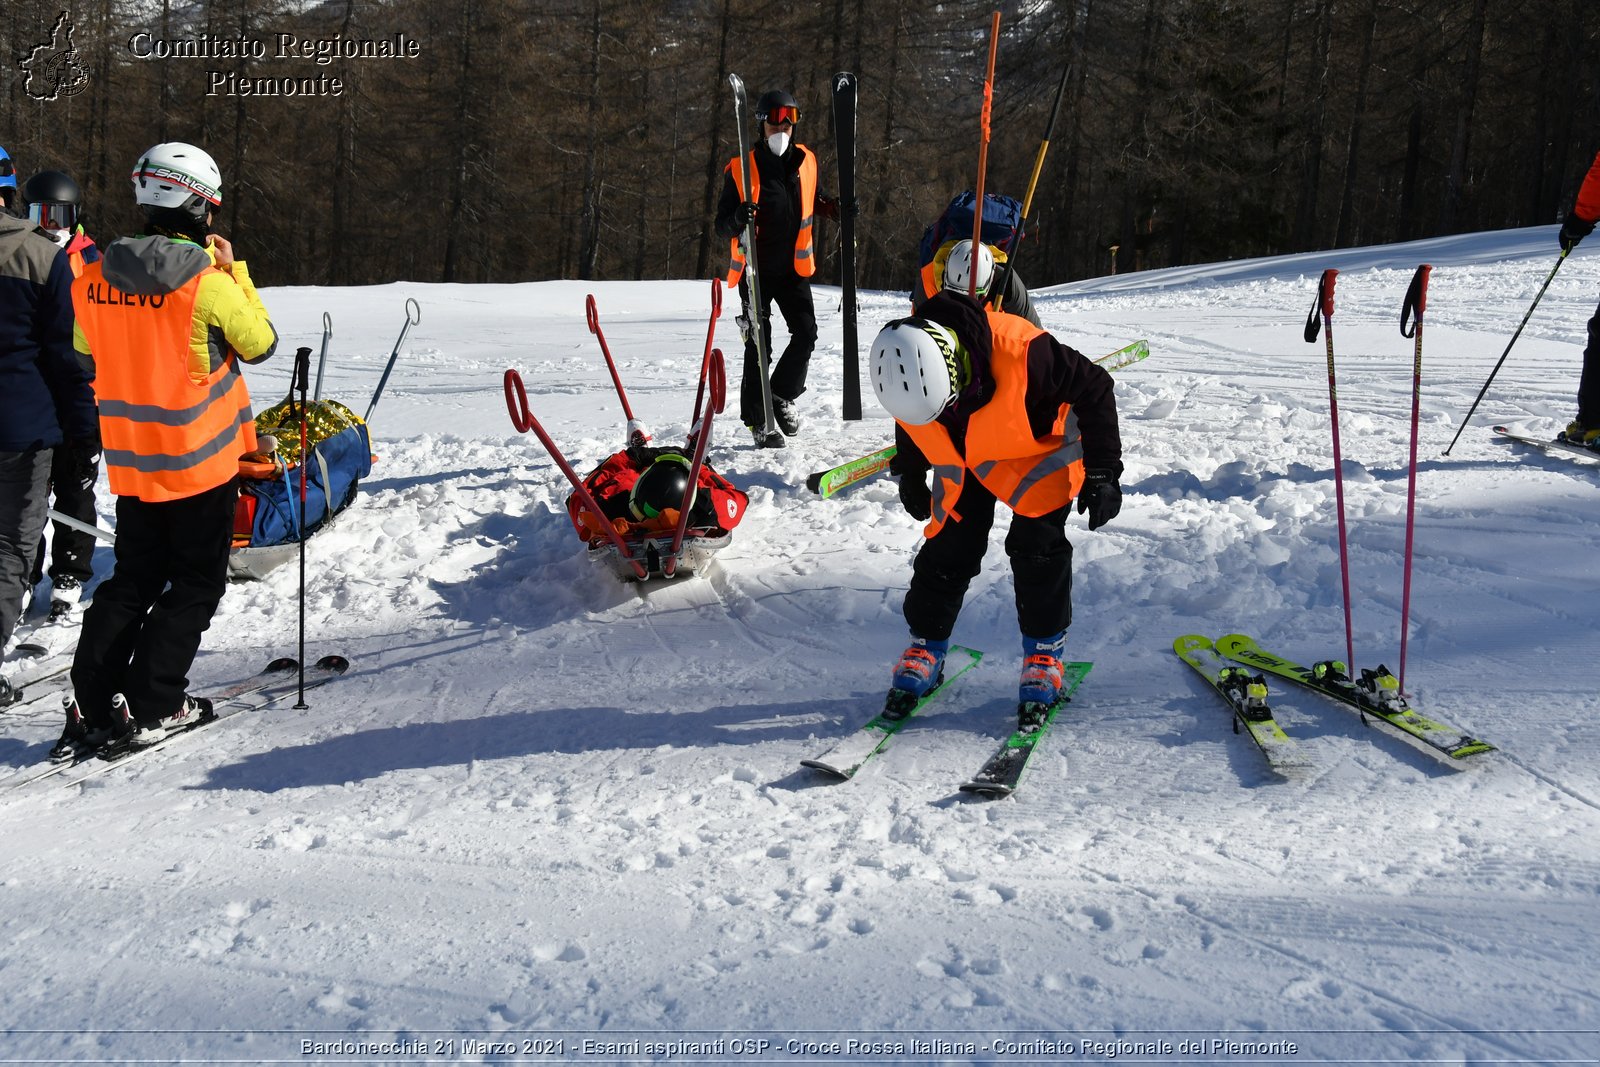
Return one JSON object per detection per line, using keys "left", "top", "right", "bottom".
{"left": 504, "top": 280, "right": 745, "bottom": 581}
{"left": 230, "top": 396, "right": 373, "bottom": 578}
{"left": 567, "top": 445, "right": 747, "bottom": 578}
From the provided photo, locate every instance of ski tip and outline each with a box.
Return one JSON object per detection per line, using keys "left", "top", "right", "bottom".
{"left": 798, "top": 758, "right": 852, "bottom": 780}
{"left": 315, "top": 654, "right": 351, "bottom": 673}
{"left": 264, "top": 657, "right": 299, "bottom": 673}
{"left": 12, "top": 643, "right": 50, "bottom": 658}
{"left": 1174, "top": 634, "right": 1214, "bottom": 655}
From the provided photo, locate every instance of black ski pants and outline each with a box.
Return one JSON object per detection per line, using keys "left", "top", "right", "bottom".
{"left": 30, "top": 439, "right": 100, "bottom": 587}
{"left": 0, "top": 447, "right": 53, "bottom": 649}
{"left": 1581, "top": 294, "right": 1600, "bottom": 425}
{"left": 738, "top": 270, "right": 817, "bottom": 427}
{"left": 71, "top": 479, "right": 237, "bottom": 728}
{"left": 902, "top": 474, "right": 1074, "bottom": 644}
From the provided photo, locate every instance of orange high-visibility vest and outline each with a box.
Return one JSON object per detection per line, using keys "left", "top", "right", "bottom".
{"left": 899, "top": 311, "right": 1085, "bottom": 538}
{"left": 725, "top": 146, "right": 818, "bottom": 287}
{"left": 73, "top": 262, "right": 257, "bottom": 502}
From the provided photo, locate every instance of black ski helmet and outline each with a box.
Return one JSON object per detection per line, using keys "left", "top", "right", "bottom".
{"left": 629, "top": 453, "right": 696, "bottom": 520}
{"left": 23, "top": 170, "right": 81, "bottom": 208}
{"left": 23, "top": 170, "right": 82, "bottom": 234}
{"left": 755, "top": 89, "right": 799, "bottom": 124}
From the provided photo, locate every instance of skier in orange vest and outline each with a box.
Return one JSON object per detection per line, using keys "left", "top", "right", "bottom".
{"left": 53, "top": 142, "right": 278, "bottom": 760}
{"left": 869, "top": 290, "right": 1123, "bottom": 728}
{"left": 714, "top": 89, "right": 849, "bottom": 448}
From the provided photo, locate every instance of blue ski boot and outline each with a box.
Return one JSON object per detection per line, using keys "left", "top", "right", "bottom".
{"left": 891, "top": 637, "right": 949, "bottom": 699}
{"left": 1019, "top": 631, "right": 1068, "bottom": 707}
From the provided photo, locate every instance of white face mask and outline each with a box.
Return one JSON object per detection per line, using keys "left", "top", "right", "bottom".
{"left": 766, "top": 131, "right": 790, "bottom": 156}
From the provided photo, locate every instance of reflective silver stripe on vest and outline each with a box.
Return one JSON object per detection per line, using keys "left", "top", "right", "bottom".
{"left": 97, "top": 362, "right": 243, "bottom": 427}
{"left": 796, "top": 215, "right": 814, "bottom": 260}
{"left": 973, "top": 413, "right": 1085, "bottom": 510}
{"left": 103, "top": 403, "right": 252, "bottom": 475}
{"left": 929, "top": 462, "right": 965, "bottom": 525}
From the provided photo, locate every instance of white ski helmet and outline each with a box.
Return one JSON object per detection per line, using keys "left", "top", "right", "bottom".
{"left": 131, "top": 142, "right": 222, "bottom": 218}
{"left": 869, "top": 317, "right": 966, "bottom": 425}
{"left": 943, "top": 239, "right": 996, "bottom": 296}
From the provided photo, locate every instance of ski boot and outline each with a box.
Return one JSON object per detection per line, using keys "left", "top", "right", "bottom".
{"left": 48, "top": 694, "right": 112, "bottom": 763}
{"left": 1558, "top": 417, "right": 1600, "bottom": 448}
{"left": 1017, "top": 632, "right": 1067, "bottom": 731}
{"left": 109, "top": 693, "right": 214, "bottom": 749}
{"left": 1217, "top": 666, "right": 1272, "bottom": 722}
{"left": 1355, "top": 665, "right": 1405, "bottom": 714}
{"left": 890, "top": 638, "right": 948, "bottom": 696}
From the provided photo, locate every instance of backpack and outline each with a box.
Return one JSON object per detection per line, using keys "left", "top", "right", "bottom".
{"left": 918, "top": 190, "right": 1025, "bottom": 269}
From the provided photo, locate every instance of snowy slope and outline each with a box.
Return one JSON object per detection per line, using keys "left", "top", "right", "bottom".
{"left": 1, "top": 230, "right": 1597, "bottom": 1064}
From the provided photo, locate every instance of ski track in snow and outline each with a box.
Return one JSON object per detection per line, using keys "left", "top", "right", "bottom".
{"left": 0, "top": 231, "right": 1596, "bottom": 1063}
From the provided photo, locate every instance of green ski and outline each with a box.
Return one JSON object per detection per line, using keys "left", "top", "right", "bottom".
{"left": 1173, "top": 635, "right": 1311, "bottom": 776}
{"left": 959, "top": 661, "right": 1093, "bottom": 797}
{"left": 1215, "top": 633, "right": 1494, "bottom": 760}
{"left": 801, "top": 646, "right": 984, "bottom": 779}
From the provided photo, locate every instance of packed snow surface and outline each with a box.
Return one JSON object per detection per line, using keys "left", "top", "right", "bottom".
{"left": 2, "top": 228, "right": 1597, "bottom": 1065}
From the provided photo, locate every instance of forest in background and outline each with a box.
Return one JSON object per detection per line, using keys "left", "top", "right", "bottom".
{"left": 2, "top": 0, "right": 1597, "bottom": 292}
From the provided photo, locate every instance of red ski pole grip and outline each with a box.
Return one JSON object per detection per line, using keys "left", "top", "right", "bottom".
{"left": 503, "top": 369, "right": 533, "bottom": 433}
{"left": 1321, "top": 269, "right": 1338, "bottom": 318}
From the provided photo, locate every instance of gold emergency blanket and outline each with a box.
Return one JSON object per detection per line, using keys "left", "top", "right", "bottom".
{"left": 253, "top": 397, "right": 367, "bottom": 468}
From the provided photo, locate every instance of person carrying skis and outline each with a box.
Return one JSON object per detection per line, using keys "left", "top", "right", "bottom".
{"left": 22, "top": 170, "right": 102, "bottom": 619}
{"left": 868, "top": 290, "right": 1123, "bottom": 727}
{"left": 1557, "top": 148, "right": 1600, "bottom": 446}
{"left": 714, "top": 88, "right": 849, "bottom": 448}
{"left": 0, "top": 162, "right": 97, "bottom": 707}
{"left": 53, "top": 142, "right": 277, "bottom": 759}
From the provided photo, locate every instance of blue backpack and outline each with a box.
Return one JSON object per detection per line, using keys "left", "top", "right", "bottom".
{"left": 918, "top": 190, "right": 1025, "bottom": 269}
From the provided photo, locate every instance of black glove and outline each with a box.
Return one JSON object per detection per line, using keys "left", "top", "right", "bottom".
{"left": 1076, "top": 469, "right": 1122, "bottom": 531}
{"left": 1560, "top": 215, "right": 1594, "bottom": 253}
{"left": 898, "top": 472, "right": 932, "bottom": 521}
{"left": 734, "top": 201, "right": 756, "bottom": 230}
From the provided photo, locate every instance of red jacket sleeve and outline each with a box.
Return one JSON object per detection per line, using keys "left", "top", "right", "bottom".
{"left": 1575, "top": 150, "right": 1600, "bottom": 223}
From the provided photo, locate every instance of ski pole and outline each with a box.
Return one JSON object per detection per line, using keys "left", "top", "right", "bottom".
{"left": 503, "top": 369, "right": 648, "bottom": 580}
{"left": 363, "top": 297, "right": 420, "bottom": 423}
{"left": 292, "top": 345, "right": 312, "bottom": 709}
{"left": 666, "top": 349, "right": 727, "bottom": 579}
{"left": 968, "top": 11, "right": 1002, "bottom": 302}
{"left": 688, "top": 278, "right": 722, "bottom": 450}
{"left": 1304, "top": 269, "right": 1356, "bottom": 678}
{"left": 1398, "top": 264, "right": 1431, "bottom": 696}
{"left": 47, "top": 508, "right": 114, "bottom": 544}
{"left": 1443, "top": 250, "right": 1567, "bottom": 455}
{"left": 313, "top": 311, "right": 332, "bottom": 401}
{"left": 991, "top": 55, "right": 1074, "bottom": 314}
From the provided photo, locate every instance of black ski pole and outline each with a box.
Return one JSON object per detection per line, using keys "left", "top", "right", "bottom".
{"left": 991, "top": 55, "right": 1074, "bottom": 314}
{"left": 292, "top": 346, "right": 312, "bottom": 709}
{"left": 1443, "top": 250, "right": 1567, "bottom": 455}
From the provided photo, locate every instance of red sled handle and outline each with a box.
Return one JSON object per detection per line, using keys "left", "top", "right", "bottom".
{"left": 503, "top": 368, "right": 647, "bottom": 580}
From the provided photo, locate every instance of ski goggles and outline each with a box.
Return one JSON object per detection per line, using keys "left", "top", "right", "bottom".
{"left": 28, "top": 201, "right": 77, "bottom": 232}
{"left": 761, "top": 105, "right": 798, "bottom": 126}
{"left": 0, "top": 158, "right": 13, "bottom": 179}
